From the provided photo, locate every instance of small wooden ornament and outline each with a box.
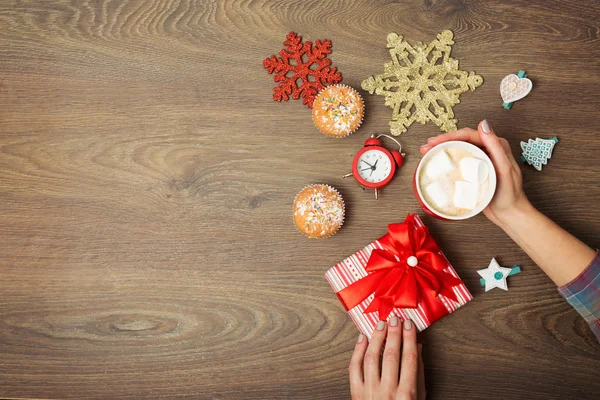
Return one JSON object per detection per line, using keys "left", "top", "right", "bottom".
{"left": 520, "top": 137, "right": 558, "bottom": 171}
{"left": 501, "top": 70, "right": 532, "bottom": 109}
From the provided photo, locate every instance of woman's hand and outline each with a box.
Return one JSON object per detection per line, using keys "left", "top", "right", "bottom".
{"left": 349, "top": 318, "right": 426, "bottom": 400}
{"left": 419, "top": 120, "right": 529, "bottom": 227}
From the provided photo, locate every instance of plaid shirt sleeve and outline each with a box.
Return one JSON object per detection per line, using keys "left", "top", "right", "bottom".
{"left": 558, "top": 250, "right": 600, "bottom": 342}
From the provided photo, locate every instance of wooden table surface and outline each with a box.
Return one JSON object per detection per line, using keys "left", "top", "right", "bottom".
{"left": 1, "top": 0, "right": 600, "bottom": 399}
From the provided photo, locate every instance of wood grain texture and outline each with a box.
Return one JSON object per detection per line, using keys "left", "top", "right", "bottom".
{"left": 1, "top": 0, "right": 599, "bottom": 398}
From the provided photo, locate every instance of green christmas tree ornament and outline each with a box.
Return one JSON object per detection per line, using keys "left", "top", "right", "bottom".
{"left": 520, "top": 137, "right": 558, "bottom": 171}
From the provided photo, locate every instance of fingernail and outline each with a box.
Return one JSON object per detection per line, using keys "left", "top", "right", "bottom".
{"left": 420, "top": 144, "right": 429, "bottom": 148}
{"left": 389, "top": 316, "right": 398, "bottom": 327}
{"left": 376, "top": 320, "right": 386, "bottom": 331}
{"left": 481, "top": 119, "right": 492, "bottom": 134}
{"left": 427, "top": 137, "right": 436, "bottom": 142}
{"left": 403, "top": 319, "right": 412, "bottom": 330}
{"left": 357, "top": 334, "right": 364, "bottom": 343}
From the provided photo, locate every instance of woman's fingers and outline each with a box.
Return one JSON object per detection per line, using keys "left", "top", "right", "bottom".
{"left": 498, "top": 136, "right": 512, "bottom": 154}
{"left": 477, "top": 120, "right": 512, "bottom": 176}
{"left": 419, "top": 128, "right": 482, "bottom": 155}
{"left": 397, "top": 320, "right": 419, "bottom": 399}
{"left": 419, "top": 121, "right": 521, "bottom": 191}
{"left": 498, "top": 136, "right": 521, "bottom": 172}
{"left": 364, "top": 320, "right": 387, "bottom": 388}
{"left": 417, "top": 344, "right": 426, "bottom": 400}
{"left": 380, "top": 316, "right": 402, "bottom": 390}
{"left": 349, "top": 333, "right": 367, "bottom": 397}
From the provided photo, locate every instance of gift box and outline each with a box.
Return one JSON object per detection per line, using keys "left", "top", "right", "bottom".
{"left": 325, "top": 214, "right": 472, "bottom": 339}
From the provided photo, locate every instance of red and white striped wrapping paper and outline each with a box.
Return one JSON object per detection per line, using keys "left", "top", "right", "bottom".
{"left": 325, "top": 216, "right": 472, "bottom": 339}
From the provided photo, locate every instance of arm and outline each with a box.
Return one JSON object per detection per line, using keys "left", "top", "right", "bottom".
{"left": 420, "top": 120, "right": 595, "bottom": 286}
{"left": 496, "top": 201, "right": 595, "bottom": 286}
{"left": 421, "top": 120, "right": 599, "bottom": 341}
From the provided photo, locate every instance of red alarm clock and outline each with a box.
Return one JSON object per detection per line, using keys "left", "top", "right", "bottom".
{"left": 343, "top": 134, "right": 405, "bottom": 199}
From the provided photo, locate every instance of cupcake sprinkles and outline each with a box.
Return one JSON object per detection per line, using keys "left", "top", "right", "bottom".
{"left": 312, "top": 85, "right": 364, "bottom": 137}
{"left": 293, "top": 184, "right": 345, "bottom": 238}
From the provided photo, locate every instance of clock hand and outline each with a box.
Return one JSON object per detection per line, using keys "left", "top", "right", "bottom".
{"left": 373, "top": 159, "right": 379, "bottom": 169}
{"left": 361, "top": 160, "right": 374, "bottom": 168}
{"left": 360, "top": 167, "right": 371, "bottom": 172}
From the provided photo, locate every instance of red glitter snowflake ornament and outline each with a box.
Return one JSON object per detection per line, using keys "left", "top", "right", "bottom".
{"left": 264, "top": 32, "right": 342, "bottom": 108}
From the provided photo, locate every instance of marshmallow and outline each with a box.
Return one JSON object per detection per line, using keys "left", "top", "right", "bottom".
{"left": 425, "top": 150, "right": 454, "bottom": 180}
{"left": 454, "top": 181, "right": 479, "bottom": 210}
{"left": 425, "top": 181, "right": 450, "bottom": 209}
{"left": 459, "top": 157, "right": 489, "bottom": 184}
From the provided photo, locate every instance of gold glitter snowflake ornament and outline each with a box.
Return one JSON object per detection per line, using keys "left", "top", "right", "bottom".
{"left": 362, "top": 30, "right": 483, "bottom": 136}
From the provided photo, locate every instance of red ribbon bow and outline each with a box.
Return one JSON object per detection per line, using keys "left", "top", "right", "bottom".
{"left": 337, "top": 214, "right": 463, "bottom": 323}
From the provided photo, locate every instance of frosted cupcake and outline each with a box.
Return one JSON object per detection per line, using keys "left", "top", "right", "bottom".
{"left": 312, "top": 85, "right": 364, "bottom": 138}
{"left": 293, "top": 184, "right": 345, "bottom": 238}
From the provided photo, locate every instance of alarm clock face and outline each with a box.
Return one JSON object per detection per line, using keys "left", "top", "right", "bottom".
{"left": 357, "top": 149, "right": 393, "bottom": 184}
